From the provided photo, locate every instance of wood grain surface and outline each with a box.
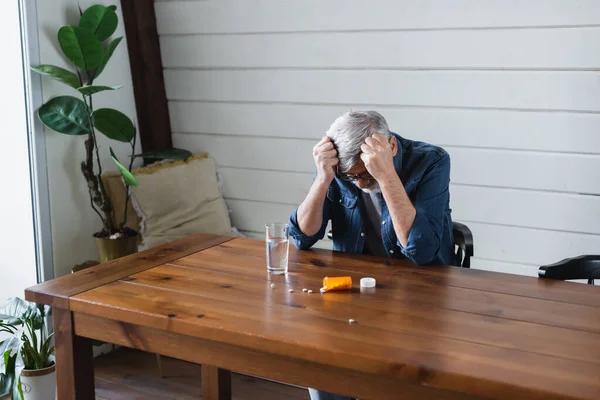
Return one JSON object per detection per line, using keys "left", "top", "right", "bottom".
{"left": 53, "top": 308, "right": 95, "bottom": 400}
{"left": 73, "top": 312, "right": 480, "bottom": 400}
{"left": 24, "top": 233, "right": 232, "bottom": 309}
{"left": 67, "top": 237, "right": 600, "bottom": 400}
{"left": 202, "top": 365, "right": 231, "bottom": 400}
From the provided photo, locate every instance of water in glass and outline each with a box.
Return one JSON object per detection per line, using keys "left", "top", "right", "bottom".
{"left": 266, "top": 223, "right": 289, "bottom": 274}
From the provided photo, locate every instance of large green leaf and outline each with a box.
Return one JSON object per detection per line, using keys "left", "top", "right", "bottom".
{"left": 77, "top": 85, "right": 121, "bottom": 96}
{"left": 0, "top": 298, "right": 28, "bottom": 321}
{"left": 40, "top": 333, "right": 54, "bottom": 365}
{"left": 30, "top": 64, "right": 80, "bottom": 89}
{"left": 0, "top": 350, "right": 16, "bottom": 397}
{"left": 14, "top": 376, "right": 23, "bottom": 400}
{"left": 58, "top": 25, "right": 104, "bottom": 70}
{"left": 79, "top": 5, "right": 118, "bottom": 42}
{"left": 134, "top": 148, "right": 193, "bottom": 161}
{"left": 0, "top": 316, "right": 19, "bottom": 327}
{"left": 109, "top": 148, "right": 138, "bottom": 187}
{"left": 0, "top": 337, "right": 20, "bottom": 373}
{"left": 36, "top": 304, "right": 51, "bottom": 320}
{"left": 94, "top": 36, "right": 122, "bottom": 79}
{"left": 21, "top": 304, "right": 42, "bottom": 331}
{"left": 38, "top": 96, "right": 91, "bottom": 135}
{"left": 93, "top": 108, "right": 134, "bottom": 142}
{"left": 12, "top": 351, "right": 23, "bottom": 400}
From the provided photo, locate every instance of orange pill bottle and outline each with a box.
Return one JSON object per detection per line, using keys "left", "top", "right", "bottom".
{"left": 321, "top": 276, "right": 352, "bottom": 292}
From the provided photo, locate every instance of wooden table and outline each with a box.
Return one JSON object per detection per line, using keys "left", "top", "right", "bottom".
{"left": 25, "top": 234, "right": 600, "bottom": 400}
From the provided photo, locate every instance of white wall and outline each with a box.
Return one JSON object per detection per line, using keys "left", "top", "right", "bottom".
{"left": 155, "top": 0, "right": 600, "bottom": 276}
{"left": 36, "top": 0, "right": 139, "bottom": 277}
{"left": 0, "top": 0, "right": 38, "bottom": 303}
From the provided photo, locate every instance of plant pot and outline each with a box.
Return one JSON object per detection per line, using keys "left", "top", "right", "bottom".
{"left": 19, "top": 363, "right": 56, "bottom": 400}
{"left": 94, "top": 228, "right": 139, "bottom": 263}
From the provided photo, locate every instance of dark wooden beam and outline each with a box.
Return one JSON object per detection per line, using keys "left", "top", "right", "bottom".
{"left": 120, "top": 0, "right": 172, "bottom": 154}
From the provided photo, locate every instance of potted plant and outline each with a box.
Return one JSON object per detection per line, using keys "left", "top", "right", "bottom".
{"left": 0, "top": 298, "right": 54, "bottom": 400}
{"left": 30, "top": 4, "right": 190, "bottom": 262}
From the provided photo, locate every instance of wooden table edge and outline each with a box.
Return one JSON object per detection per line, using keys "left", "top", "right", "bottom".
{"left": 73, "top": 312, "right": 489, "bottom": 400}
{"left": 22, "top": 234, "right": 236, "bottom": 400}
{"left": 24, "top": 233, "right": 235, "bottom": 309}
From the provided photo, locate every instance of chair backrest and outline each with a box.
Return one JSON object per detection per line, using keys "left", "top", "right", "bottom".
{"left": 539, "top": 255, "right": 600, "bottom": 285}
{"left": 452, "top": 221, "right": 474, "bottom": 268}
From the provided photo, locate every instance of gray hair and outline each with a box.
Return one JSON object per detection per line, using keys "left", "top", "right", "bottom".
{"left": 326, "top": 110, "right": 390, "bottom": 173}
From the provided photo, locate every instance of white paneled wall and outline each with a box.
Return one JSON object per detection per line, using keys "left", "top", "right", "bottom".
{"left": 155, "top": 0, "right": 600, "bottom": 276}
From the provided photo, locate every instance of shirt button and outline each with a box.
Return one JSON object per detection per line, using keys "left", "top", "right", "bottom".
{"left": 339, "top": 199, "right": 342, "bottom": 203}
{"left": 360, "top": 232, "right": 365, "bottom": 237}
{"left": 382, "top": 221, "right": 386, "bottom": 225}
{"left": 390, "top": 250, "right": 394, "bottom": 254}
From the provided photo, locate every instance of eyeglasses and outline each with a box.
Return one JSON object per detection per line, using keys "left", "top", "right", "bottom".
{"left": 336, "top": 166, "right": 373, "bottom": 182}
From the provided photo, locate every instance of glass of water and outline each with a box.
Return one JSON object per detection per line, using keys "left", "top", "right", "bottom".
{"left": 265, "top": 223, "right": 289, "bottom": 275}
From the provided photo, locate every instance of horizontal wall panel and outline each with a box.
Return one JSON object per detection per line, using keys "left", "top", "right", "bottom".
{"left": 226, "top": 199, "right": 295, "bottom": 233}
{"left": 224, "top": 199, "right": 600, "bottom": 267}
{"left": 169, "top": 102, "right": 600, "bottom": 154}
{"left": 469, "top": 258, "right": 538, "bottom": 277}
{"left": 173, "top": 134, "right": 600, "bottom": 195}
{"left": 220, "top": 168, "right": 311, "bottom": 205}
{"left": 164, "top": 70, "right": 600, "bottom": 112}
{"left": 467, "top": 222, "right": 600, "bottom": 266}
{"left": 451, "top": 185, "right": 600, "bottom": 235}
{"left": 161, "top": 28, "right": 600, "bottom": 69}
{"left": 155, "top": 0, "right": 600, "bottom": 35}
{"left": 174, "top": 134, "right": 314, "bottom": 174}
{"left": 449, "top": 149, "right": 600, "bottom": 194}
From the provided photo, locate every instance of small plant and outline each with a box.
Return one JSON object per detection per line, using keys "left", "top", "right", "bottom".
{"left": 0, "top": 298, "right": 53, "bottom": 400}
{"left": 31, "top": 4, "right": 190, "bottom": 238}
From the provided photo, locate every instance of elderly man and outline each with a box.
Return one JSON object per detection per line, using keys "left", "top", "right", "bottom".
{"left": 288, "top": 111, "right": 455, "bottom": 399}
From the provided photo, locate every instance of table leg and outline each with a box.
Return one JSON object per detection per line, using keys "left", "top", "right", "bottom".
{"left": 53, "top": 308, "right": 95, "bottom": 400}
{"left": 202, "top": 364, "right": 232, "bottom": 400}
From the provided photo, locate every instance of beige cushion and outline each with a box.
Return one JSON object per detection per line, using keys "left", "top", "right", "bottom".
{"left": 129, "top": 153, "right": 234, "bottom": 249}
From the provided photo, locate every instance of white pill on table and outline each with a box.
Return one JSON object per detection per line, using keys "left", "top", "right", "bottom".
{"left": 288, "top": 289, "right": 294, "bottom": 293}
{"left": 270, "top": 283, "right": 275, "bottom": 288}
{"left": 349, "top": 319, "right": 356, "bottom": 324}
{"left": 302, "top": 288, "right": 308, "bottom": 292}
{"left": 307, "top": 290, "right": 313, "bottom": 294}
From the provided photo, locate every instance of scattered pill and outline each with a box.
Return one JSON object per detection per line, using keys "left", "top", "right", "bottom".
{"left": 320, "top": 287, "right": 327, "bottom": 293}
{"left": 307, "top": 290, "right": 313, "bottom": 294}
{"left": 349, "top": 319, "right": 356, "bottom": 324}
{"left": 302, "top": 288, "right": 308, "bottom": 292}
{"left": 288, "top": 289, "right": 294, "bottom": 293}
{"left": 270, "top": 283, "right": 275, "bottom": 288}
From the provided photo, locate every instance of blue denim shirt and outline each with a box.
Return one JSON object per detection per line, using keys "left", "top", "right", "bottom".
{"left": 289, "top": 133, "right": 456, "bottom": 266}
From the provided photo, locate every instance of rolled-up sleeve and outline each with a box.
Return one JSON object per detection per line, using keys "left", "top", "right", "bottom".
{"left": 288, "top": 192, "right": 330, "bottom": 251}
{"left": 400, "top": 152, "right": 451, "bottom": 265}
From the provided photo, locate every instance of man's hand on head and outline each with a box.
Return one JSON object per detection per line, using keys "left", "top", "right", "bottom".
{"left": 313, "top": 136, "right": 339, "bottom": 185}
{"left": 360, "top": 134, "right": 396, "bottom": 183}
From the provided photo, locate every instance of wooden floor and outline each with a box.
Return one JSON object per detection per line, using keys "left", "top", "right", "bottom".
{"left": 94, "top": 348, "right": 309, "bottom": 400}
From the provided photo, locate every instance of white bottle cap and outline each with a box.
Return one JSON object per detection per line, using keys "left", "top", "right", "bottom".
{"left": 360, "top": 277, "right": 376, "bottom": 288}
